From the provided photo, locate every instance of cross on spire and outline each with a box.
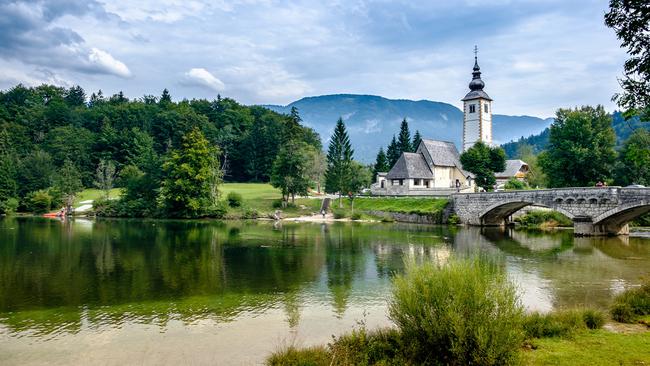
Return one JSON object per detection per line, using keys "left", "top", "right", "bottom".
{"left": 474, "top": 45, "right": 478, "bottom": 60}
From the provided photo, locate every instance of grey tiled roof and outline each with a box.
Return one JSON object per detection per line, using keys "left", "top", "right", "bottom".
{"left": 421, "top": 139, "right": 461, "bottom": 167}
{"left": 386, "top": 152, "right": 432, "bottom": 179}
{"left": 496, "top": 159, "right": 529, "bottom": 178}
{"left": 461, "top": 90, "right": 492, "bottom": 101}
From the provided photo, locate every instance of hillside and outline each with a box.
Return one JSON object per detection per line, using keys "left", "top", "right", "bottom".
{"left": 264, "top": 94, "right": 553, "bottom": 162}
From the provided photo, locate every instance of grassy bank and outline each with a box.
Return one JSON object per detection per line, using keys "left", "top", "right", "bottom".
{"left": 267, "top": 256, "right": 650, "bottom": 366}
{"left": 514, "top": 210, "right": 573, "bottom": 229}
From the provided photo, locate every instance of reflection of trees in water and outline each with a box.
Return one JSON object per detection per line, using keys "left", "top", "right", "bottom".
{"left": 476, "top": 227, "right": 650, "bottom": 310}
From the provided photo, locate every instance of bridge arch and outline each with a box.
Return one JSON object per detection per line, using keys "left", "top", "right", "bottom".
{"left": 478, "top": 200, "right": 575, "bottom": 226}
{"left": 593, "top": 202, "right": 650, "bottom": 228}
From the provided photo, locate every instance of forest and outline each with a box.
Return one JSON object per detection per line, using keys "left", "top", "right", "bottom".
{"left": 0, "top": 84, "right": 321, "bottom": 215}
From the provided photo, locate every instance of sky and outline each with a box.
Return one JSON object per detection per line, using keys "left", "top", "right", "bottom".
{"left": 0, "top": 0, "right": 628, "bottom": 118}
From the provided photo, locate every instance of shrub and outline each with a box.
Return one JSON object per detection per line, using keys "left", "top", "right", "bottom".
{"left": 333, "top": 209, "right": 346, "bottom": 219}
{"left": 610, "top": 282, "right": 650, "bottom": 323}
{"left": 242, "top": 208, "right": 259, "bottom": 219}
{"left": 522, "top": 309, "right": 605, "bottom": 338}
{"left": 206, "top": 201, "right": 228, "bottom": 219}
{"left": 447, "top": 214, "right": 460, "bottom": 225}
{"left": 267, "top": 345, "right": 330, "bottom": 366}
{"left": 504, "top": 178, "right": 527, "bottom": 190}
{"left": 272, "top": 199, "right": 284, "bottom": 209}
{"left": 226, "top": 191, "right": 243, "bottom": 208}
{"left": 515, "top": 210, "right": 572, "bottom": 227}
{"left": 380, "top": 215, "right": 395, "bottom": 223}
{"left": 0, "top": 197, "right": 19, "bottom": 214}
{"left": 390, "top": 256, "right": 524, "bottom": 366}
{"left": 350, "top": 212, "right": 362, "bottom": 220}
{"left": 25, "top": 190, "right": 52, "bottom": 213}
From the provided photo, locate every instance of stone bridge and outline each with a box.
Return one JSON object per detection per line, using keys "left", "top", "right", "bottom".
{"left": 451, "top": 187, "right": 650, "bottom": 236}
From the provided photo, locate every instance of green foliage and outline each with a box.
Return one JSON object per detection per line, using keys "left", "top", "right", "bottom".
{"left": 94, "top": 159, "right": 116, "bottom": 199}
{"left": 412, "top": 130, "right": 422, "bottom": 150}
{"left": 538, "top": 106, "right": 617, "bottom": 187}
{"left": 515, "top": 210, "right": 572, "bottom": 227}
{"left": 350, "top": 212, "right": 362, "bottom": 220}
{"left": 270, "top": 140, "right": 312, "bottom": 203}
{"left": 460, "top": 141, "right": 506, "bottom": 191}
{"left": 447, "top": 214, "right": 460, "bottom": 225}
{"left": 226, "top": 191, "right": 243, "bottom": 208}
{"left": 325, "top": 118, "right": 354, "bottom": 205}
{"left": 614, "top": 128, "right": 650, "bottom": 186}
{"left": 397, "top": 118, "right": 413, "bottom": 154}
{"left": 333, "top": 209, "right": 346, "bottom": 219}
{"left": 160, "top": 129, "right": 220, "bottom": 218}
{"left": 25, "top": 190, "right": 53, "bottom": 213}
{"left": 610, "top": 281, "right": 650, "bottom": 323}
{"left": 522, "top": 309, "right": 605, "bottom": 339}
{"left": 267, "top": 346, "right": 331, "bottom": 366}
{"left": 242, "top": 208, "right": 259, "bottom": 219}
{"left": 372, "top": 147, "right": 389, "bottom": 180}
{"left": 17, "top": 149, "right": 54, "bottom": 196}
{"left": 386, "top": 135, "right": 400, "bottom": 167}
{"left": 504, "top": 177, "right": 526, "bottom": 190}
{"left": 52, "top": 159, "right": 83, "bottom": 212}
{"left": 605, "top": 0, "right": 650, "bottom": 121}
{"left": 390, "top": 256, "right": 524, "bottom": 365}
{"left": 0, "top": 197, "right": 19, "bottom": 214}
{"left": 206, "top": 201, "right": 228, "bottom": 219}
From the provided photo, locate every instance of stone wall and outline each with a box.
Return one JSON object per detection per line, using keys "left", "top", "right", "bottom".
{"left": 364, "top": 210, "right": 442, "bottom": 224}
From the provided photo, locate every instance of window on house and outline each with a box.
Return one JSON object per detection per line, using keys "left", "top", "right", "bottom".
{"left": 424, "top": 180, "right": 430, "bottom": 188}
{"left": 469, "top": 104, "right": 476, "bottom": 113}
{"left": 399, "top": 179, "right": 404, "bottom": 186}
{"left": 414, "top": 179, "right": 421, "bottom": 186}
{"left": 392, "top": 179, "right": 399, "bottom": 186}
{"left": 484, "top": 104, "right": 488, "bottom": 113}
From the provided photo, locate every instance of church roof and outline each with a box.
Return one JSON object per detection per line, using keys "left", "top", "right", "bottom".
{"left": 386, "top": 152, "right": 432, "bottom": 179}
{"left": 421, "top": 139, "right": 462, "bottom": 167}
{"left": 496, "top": 159, "right": 529, "bottom": 178}
{"left": 462, "top": 90, "right": 492, "bottom": 101}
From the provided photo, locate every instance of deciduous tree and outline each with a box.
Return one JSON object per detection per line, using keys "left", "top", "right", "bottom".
{"left": 460, "top": 141, "right": 506, "bottom": 191}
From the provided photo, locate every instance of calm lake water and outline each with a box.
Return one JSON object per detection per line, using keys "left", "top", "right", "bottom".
{"left": 1, "top": 217, "right": 649, "bottom": 365}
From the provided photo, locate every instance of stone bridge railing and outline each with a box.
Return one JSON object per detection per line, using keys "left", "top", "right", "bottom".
{"left": 451, "top": 187, "right": 650, "bottom": 236}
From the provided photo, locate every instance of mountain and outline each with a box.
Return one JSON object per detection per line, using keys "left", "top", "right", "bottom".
{"left": 502, "top": 111, "right": 650, "bottom": 158}
{"left": 264, "top": 94, "right": 553, "bottom": 162}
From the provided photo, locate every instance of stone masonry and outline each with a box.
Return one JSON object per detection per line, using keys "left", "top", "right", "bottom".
{"left": 451, "top": 187, "right": 650, "bottom": 236}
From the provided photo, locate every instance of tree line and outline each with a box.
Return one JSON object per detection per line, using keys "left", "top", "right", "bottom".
{"left": 0, "top": 85, "right": 321, "bottom": 216}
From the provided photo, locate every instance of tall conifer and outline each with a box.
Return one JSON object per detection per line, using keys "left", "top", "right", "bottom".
{"left": 373, "top": 147, "right": 389, "bottom": 180}
{"left": 397, "top": 118, "right": 412, "bottom": 153}
{"left": 413, "top": 130, "right": 422, "bottom": 150}
{"left": 325, "top": 118, "right": 354, "bottom": 207}
{"left": 386, "top": 135, "right": 400, "bottom": 167}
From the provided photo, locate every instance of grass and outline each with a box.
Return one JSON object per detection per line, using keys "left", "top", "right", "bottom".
{"left": 74, "top": 188, "right": 122, "bottom": 205}
{"left": 522, "top": 330, "right": 650, "bottom": 365}
{"left": 610, "top": 281, "right": 650, "bottom": 323}
{"left": 515, "top": 210, "right": 573, "bottom": 228}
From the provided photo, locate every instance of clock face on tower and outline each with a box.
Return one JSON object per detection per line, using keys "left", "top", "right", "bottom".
{"left": 462, "top": 48, "right": 492, "bottom": 152}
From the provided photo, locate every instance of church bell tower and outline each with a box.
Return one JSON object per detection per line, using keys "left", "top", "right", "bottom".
{"left": 462, "top": 47, "right": 492, "bottom": 152}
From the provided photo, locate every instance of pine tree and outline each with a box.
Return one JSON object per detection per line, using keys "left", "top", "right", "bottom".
{"left": 160, "top": 88, "right": 172, "bottom": 106}
{"left": 325, "top": 118, "right": 354, "bottom": 207}
{"left": 386, "top": 135, "right": 400, "bottom": 167}
{"left": 53, "top": 159, "right": 83, "bottom": 214}
{"left": 373, "top": 147, "right": 389, "bottom": 180}
{"left": 413, "top": 130, "right": 422, "bottom": 150}
{"left": 397, "top": 118, "right": 412, "bottom": 153}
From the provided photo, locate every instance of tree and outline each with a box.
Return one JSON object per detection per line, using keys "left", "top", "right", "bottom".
{"left": 344, "top": 161, "right": 372, "bottom": 215}
{"left": 412, "top": 130, "right": 422, "bottom": 150}
{"left": 53, "top": 159, "right": 83, "bottom": 214}
{"left": 515, "top": 144, "right": 547, "bottom": 188}
{"left": 160, "top": 128, "right": 220, "bottom": 218}
{"left": 0, "top": 128, "right": 18, "bottom": 213}
{"left": 94, "top": 159, "right": 116, "bottom": 199}
{"left": 271, "top": 140, "right": 311, "bottom": 203}
{"left": 386, "top": 135, "right": 400, "bottom": 167}
{"left": 18, "top": 150, "right": 55, "bottom": 196}
{"left": 373, "top": 147, "right": 389, "bottom": 180}
{"left": 306, "top": 147, "right": 326, "bottom": 194}
{"left": 615, "top": 128, "right": 650, "bottom": 186}
{"left": 605, "top": 1, "right": 650, "bottom": 121}
{"left": 460, "top": 142, "right": 506, "bottom": 191}
{"left": 325, "top": 118, "right": 354, "bottom": 207}
{"left": 397, "top": 118, "right": 413, "bottom": 154}
{"left": 538, "top": 106, "right": 617, "bottom": 187}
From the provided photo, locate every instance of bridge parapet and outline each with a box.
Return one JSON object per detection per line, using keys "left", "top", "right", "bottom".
{"left": 451, "top": 187, "right": 650, "bottom": 236}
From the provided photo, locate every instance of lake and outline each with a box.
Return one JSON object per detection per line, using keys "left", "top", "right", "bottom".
{"left": 1, "top": 217, "right": 649, "bottom": 365}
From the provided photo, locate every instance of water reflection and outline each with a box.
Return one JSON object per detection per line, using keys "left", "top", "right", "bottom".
{"left": 0, "top": 217, "right": 649, "bottom": 363}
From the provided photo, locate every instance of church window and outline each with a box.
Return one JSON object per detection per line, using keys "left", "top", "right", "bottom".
{"left": 484, "top": 104, "right": 488, "bottom": 113}
{"left": 469, "top": 104, "right": 476, "bottom": 113}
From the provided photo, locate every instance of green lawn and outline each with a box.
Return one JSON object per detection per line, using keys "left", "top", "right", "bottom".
{"left": 74, "top": 188, "right": 123, "bottom": 205}
{"left": 522, "top": 329, "right": 650, "bottom": 365}
{"left": 220, "top": 183, "right": 282, "bottom": 201}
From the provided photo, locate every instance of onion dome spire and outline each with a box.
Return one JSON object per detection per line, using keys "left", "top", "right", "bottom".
{"left": 469, "top": 45, "right": 485, "bottom": 91}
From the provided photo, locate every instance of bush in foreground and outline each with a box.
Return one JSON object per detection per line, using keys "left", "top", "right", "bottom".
{"left": 390, "top": 256, "right": 524, "bottom": 366}
{"left": 523, "top": 309, "right": 605, "bottom": 338}
{"left": 611, "top": 281, "right": 650, "bottom": 323}
{"left": 227, "top": 191, "right": 243, "bottom": 208}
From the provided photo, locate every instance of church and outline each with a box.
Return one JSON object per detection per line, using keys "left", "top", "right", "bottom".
{"left": 371, "top": 52, "right": 508, "bottom": 196}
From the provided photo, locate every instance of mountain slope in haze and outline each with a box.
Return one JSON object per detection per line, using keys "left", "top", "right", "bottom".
{"left": 264, "top": 94, "right": 552, "bottom": 162}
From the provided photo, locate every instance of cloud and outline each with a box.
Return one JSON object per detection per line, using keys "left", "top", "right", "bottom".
{"left": 182, "top": 68, "right": 225, "bottom": 92}
{"left": 88, "top": 48, "right": 131, "bottom": 78}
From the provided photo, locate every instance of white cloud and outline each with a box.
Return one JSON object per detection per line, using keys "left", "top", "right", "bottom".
{"left": 88, "top": 48, "right": 132, "bottom": 78}
{"left": 183, "top": 68, "right": 226, "bottom": 92}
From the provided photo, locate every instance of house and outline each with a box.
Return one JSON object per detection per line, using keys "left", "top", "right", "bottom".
{"left": 371, "top": 139, "right": 474, "bottom": 196}
{"left": 496, "top": 159, "right": 529, "bottom": 186}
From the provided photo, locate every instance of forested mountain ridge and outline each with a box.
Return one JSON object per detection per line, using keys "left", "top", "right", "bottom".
{"left": 502, "top": 112, "right": 649, "bottom": 158}
{"left": 264, "top": 94, "right": 553, "bottom": 161}
{"left": 0, "top": 84, "right": 321, "bottom": 190}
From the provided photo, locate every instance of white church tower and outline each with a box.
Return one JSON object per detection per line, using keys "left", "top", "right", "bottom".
{"left": 462, "top": 47, "right": 492, "bottom": 152}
